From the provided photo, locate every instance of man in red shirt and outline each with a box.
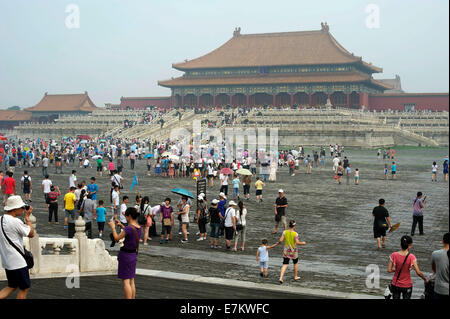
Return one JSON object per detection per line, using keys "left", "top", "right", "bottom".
{"left": 2, "top": 171, "right": 16, "bottom": 205}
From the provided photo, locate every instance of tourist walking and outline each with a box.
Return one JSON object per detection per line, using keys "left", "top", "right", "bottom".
{"left": 242, "top": 175, "right": 251, "bottom": 200}
{"left": 387, "top": 235, "right": 428, "bottom": 299}
{"left": 41, "top": 175, "right": 52, "bottom": 208}
{"left": 391, "top": 162, "right": 397, "bottom": 179}
{"left": 179, "top": 196, "right": 190, "bottom": 243}
{"left": 0, "top": 196, "right": 35, "bottom": 299}
{"left": 2, "top": 171, "right": 16, "bottom": 205}
{"left": 20, "top": 171, "right": 32, "bottom": 203}
{"left": 159, "top": 198, "right": 173, "bottom": 244}
{"left": 372, "top": 198, "right": 392, "bottom": 250}
{"left": 254, "top": 177, "right": 264, "bottom": 202}
{"left": 256, "top": 239, "right": 278, "bottom": 278}
{"left": 209, "top": 199, "right": 221, "bottom": 249}
{"left": 336, "top": 162, "right": 344, "bottom": 184}
{"left": 48, "top": 185, "right": 61, "bottom": 224}
{"left": 232, "top": 201, "right": 247, "bottom": 251}
{"left": 431, "top": 232, "right": 449, "bottom": 299}
{"left": 223, "top": 201, "right": 237, "bottom": 250}
{"left": 63, "top": 187, "right": 77, "bottom": 230}
{"left": 273, "top": 189, "right": 288, "bottom": 234}
{"left": 196, "top": 194, "right": 208, "bottom": 241}
{"left": 140, "top": 196, "right": 152, "bottom": 245}
{"left": 273, "top": 220, "right": 306, "bottom": 284}
{"left": 443, "top": 159, "right": 449, "bottom": 182}
{"left": 431, "top": 161, "right": 438, "bottom": 181}
{"left": 108, "top": 207, "right": 141, "bottom": 299}
{"left": 411, "top": 192, "right": 425, "bottom": 236}
{"left": 95, "top": 200, "right": 107, "bottom": 238}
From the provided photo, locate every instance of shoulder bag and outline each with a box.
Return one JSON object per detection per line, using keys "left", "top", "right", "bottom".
{"left": 220, "top": 208, "right": 230, "bottom": 231}
{"left": 1, "top": 216, "right": 34, "bottom": 269}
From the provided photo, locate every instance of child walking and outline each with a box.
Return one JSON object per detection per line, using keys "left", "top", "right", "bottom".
{"left": 95, "top": 200, "right": 107, "bottom": 238}
{"left": 354, "top": 168, "right": 360, "bottom": 185}
{"left": 256, "top": 239, "right": 277, "bottom": 278}
{"left": 383, "top": 164, "right": 388, "bottom": 180}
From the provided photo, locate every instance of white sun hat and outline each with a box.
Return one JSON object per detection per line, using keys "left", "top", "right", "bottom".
{"left": 211, "top": 199, "right": 219, "bottom": 205}
{"left": 228, "top": 200, "right": 237, "bottom": 206}
{"left": 4, "top": 195, "right": 26, "bottom": 211}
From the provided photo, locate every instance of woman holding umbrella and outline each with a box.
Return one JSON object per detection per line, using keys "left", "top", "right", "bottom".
{"left": 179, "top": 196, "right": 190, "bottom": 243}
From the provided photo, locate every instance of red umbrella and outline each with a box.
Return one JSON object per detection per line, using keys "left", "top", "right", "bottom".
{"left": 220, "top": 167, "right": 233, "bottom": 175}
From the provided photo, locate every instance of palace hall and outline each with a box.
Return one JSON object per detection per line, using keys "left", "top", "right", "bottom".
{"left": 158, "top": 23, "right": 394, "bottom": 109}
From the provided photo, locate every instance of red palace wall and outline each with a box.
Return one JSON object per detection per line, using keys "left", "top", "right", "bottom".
{"left": 369, "top": 94, "right": 449, "bottom": 112}
{"left": 120, "top": 97, "right": 171, "bottom": 110}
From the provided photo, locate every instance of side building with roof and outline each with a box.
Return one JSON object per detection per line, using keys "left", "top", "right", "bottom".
{"left": 25, "top": 91, "right": 100, "bottom": 121}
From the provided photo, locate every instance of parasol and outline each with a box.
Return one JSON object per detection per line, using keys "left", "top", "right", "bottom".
{"left": 171, "top": 188, "right": 194, "bottom": 199}
{"left": 220, "top": 167, "right": 233, "bottom": 175}
{"left": 169, "top": 154, "right": 179, "bottom": 161}
{"left": 236, "top": 168, "right": 252, "bottom": 176}
{"left": 144, "top": 154, "right": 154, "bottom": 158}
{"left": 161, "top": 151, "right": 171, "bottom": 157}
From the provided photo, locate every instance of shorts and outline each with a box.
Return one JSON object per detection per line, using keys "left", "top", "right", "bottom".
{"left": 117, "top": 166, "right": 123, "bottom": 173}
{"left": 207, "top": 174, "right": 214, "bottom": 179}
{"left": 373, "top": 227, "right": 386, "bottom": 238}
{"left": 210, "top": 223, "right": 220, "bottom": 239}
{"left": 392, "top": 171, "right": 396, "bottom": 175}
{"left": 256, "top": 190, "right": 262, "bottom": 196}
{"left": 259, "top": 261, "right": 269, "bottom": 269}
{"left": 243, "top": 185, "right": 250, "bottom": 195}
{"left": 225, "top": 226, "right": 234, "bottom": 240}
{"left": 5, "top": 267, "right": 31, "bottom": 290}
{"left": 283, "top": 258, "right": 299, "bottom": 265}
{"left": 65, "top": 209, "right": 75, "bottom": 220}
{"left": 23, "top": 187, "right": 31, "bottom": 194}
{"left": 162, "top": 225, "right": 171, "bottom": 236}
{"left": 97, "top": 165, "right": 103, "bottom": 172}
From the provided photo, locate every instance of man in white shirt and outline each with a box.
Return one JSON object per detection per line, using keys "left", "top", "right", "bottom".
{"left": 0, "top": 196, "right": 35, "bottom": 299}
{"left": 111, "top": 171, "right": 122, "bottom": 189}
{"left": 332, "top": 156, "right": 340, "bottom": 172}
{"left": 119, "top": 196, "right": 128, "bottom": 226}
{"left": 220, "top": 173, "right": 229, "bottom": 196}
{"left": 111, "top": 185, "right": 120, "bottom": 219}
{"left": 69, "top": 170, "right": 77, "bottom": 188}
{"left": 41, "top": 175, "right": 52, "bottom": 208}
{"left": 224, "top": 201, "right": 237, "bottom": 250}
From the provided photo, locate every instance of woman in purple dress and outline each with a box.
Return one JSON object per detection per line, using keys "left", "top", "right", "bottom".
{"left": 108, "top": 207, "right": 142, "bottom": 299}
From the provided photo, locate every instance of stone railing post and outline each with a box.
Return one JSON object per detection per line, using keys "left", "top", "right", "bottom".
{"left": 29, "top": 213, "right": 41, "bottom": 275}
{"left": 74, "top": 216, "right": 88, "bottom": 272}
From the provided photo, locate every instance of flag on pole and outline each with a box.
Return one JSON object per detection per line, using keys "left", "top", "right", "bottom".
{"left": 130, "top": 173, "right": 138, "bottom": 191}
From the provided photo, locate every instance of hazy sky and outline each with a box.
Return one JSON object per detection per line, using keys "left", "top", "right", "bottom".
{"left": 0, "top": 0, "right": 448, "bottom": 109}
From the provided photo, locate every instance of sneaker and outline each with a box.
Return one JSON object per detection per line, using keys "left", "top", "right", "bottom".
{"left": 99, "top": 233, "right": 103, "bottom": 238}
{"left": 181, "top": 239, "right": 188, "bottom": 243}
{"left": 196, "top": 237, "right": 204, "bottom": 241}
{"left": 210, "top": 245, "right": 215, "bottom": 249}
{"left": 195, "top": 231, "right": 200, "bottom": 236}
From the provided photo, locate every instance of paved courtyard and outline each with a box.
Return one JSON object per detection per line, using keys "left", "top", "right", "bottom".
{"left": 2, "top": 146, "right": 448, "bottom": 298}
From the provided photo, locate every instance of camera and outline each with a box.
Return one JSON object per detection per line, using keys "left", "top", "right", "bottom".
{"left": 24, "top": 205, "right": 30, "bottom": 211}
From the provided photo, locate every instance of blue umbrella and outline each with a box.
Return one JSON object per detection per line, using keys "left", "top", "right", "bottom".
{"left": 171, "top": 188, "right": 194, "bottom": 199}
{"left": 144, "top": 154, "right": 154, "bottom": 158}
{"left": 77, "top": 147, "right": 83, "bottom": 152}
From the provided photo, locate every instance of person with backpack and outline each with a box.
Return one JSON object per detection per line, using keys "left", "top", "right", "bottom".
{"left": 387, "top": 235, "right": 428, "bottom": 299}
{"left": 47, "top": 185, "right": 61, "bottom": 224}
{"left": 411, "top": 192, "right": 425, "bottom": 236}
{"left": 20, "top": 171, "right": 32, "bottom": 203}
{"left": 196, "top": 194, "right": 208, "bottom": 242}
